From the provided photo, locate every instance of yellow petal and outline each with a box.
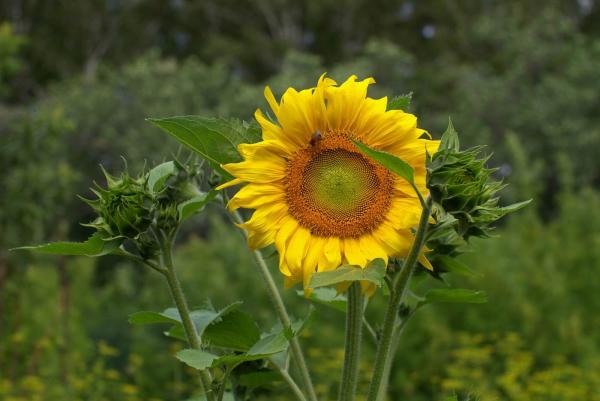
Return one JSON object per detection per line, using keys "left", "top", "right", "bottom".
{"left": 318, "top": 237, "right": 342, "bottom": 272}
{"left": 274, "top": 216, "right": 299, "bottom": 270}
{"left": 359, "top": 235, "right": 389, "bottom": 265}
{"left": 227, "top": 183, "right": 285, "bottom": 211}
{"left": 326, "top": 76, "right": 375, "bottom": 132}
{"left": 285, "top": 226, "right": 311, "bottom": 274}
{"left": 385, "top": 197, "right": 422, "bottom": 229}
{"left": 343, "top": 238, "right": 368, "bottom": 267}
{"left": 239, "top": 204, "right": 288, "bottom": 250}
{"left": 221, "top": 158, "right": 286, "bottom": 184}
{"left": 215, "top": 177, "right": 242, "bottom": 190}
{"left": 372, "top": 223, "right": 412, "bottom": 257}
{"left": 305, "top": 236, "right": 326, "bottom": 275}
{"left": 418, "top": 253, "right": 434, "bottom": 271}
{"left": 264, "top": 86, "right": 280, "bottom": 117}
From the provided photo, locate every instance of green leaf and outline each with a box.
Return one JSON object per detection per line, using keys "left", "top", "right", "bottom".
{"left": 202, "top": 310, "right": 261, "bottom": 351}
{"left": 148, "top": 116, "right": 261, "bottom": 178}
{"left": 178, "top": 190, "right": 218, "bottom": 222}
{"left": 299, "top": 287, "right": 347, "bottom": 312}
{"left": 237, "top": 371, "right": 282, "bottom": 388}
{"left": 128, "top": 310, "right": 180, "bottom": 325}
{"left": 440, "top": 118, "right": 460, "bottom": 152}
{"left": 130, "top": 301, "right": 243, "bottom": 339}
{"left": 192, "top": 302, "right": 243, "bottom": 338}
{"left": 178, "top": 334, "right": 289, "bottom": 370}
{"left": 146, "top": 161, "right": 177, "bottom": 193}
{"left": 247, "top": 331, "right": 289, "bottom": 356}
{"left": 12, "top": 233, "right": 121, "bottom": 257}
{"left": 424, "top": 288, "right": 488, "bottom": 304}
{"left": 176, "top": 349, "right": 218, "bottom": 370}
{"left": 498, "top": 199, "right": 533, "bottom": 214}
{"left": 177, "top": 322, "right": 299, "bottom": 372}
{"left": 388, "top": 92, "right": 412, "bottom": 110}
{"left": 308, "top": 259, "right": 387, "bottom": 289}
{"left": 436, "top": 255, "right": 480, "bottom": 278}
{"left": 353, "top": 140, "right": 414, "bottom": 184}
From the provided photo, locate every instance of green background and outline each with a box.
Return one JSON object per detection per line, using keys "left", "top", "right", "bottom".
{"left": 1, "top": 1, "right": 599, "bottom": 400}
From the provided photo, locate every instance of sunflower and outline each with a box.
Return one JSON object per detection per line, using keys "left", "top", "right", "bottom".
{"left": 219, "top": 75, "right": 439, "bottom": 293}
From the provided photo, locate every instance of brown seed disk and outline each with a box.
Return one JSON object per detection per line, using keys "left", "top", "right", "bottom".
{"left": 285, "top": 132, "right": 393, "bottom": 238}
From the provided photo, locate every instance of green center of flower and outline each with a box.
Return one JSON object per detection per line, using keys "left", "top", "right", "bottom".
{"left": 304, "top": 150, "right": 378, "bottom": 214}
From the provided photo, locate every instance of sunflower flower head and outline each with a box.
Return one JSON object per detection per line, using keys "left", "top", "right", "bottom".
{"left": 219, "top": 75, "right": 440, "bottom": 293}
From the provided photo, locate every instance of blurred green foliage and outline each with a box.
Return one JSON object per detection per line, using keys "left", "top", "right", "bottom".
{"left": 1, "top": 0, "right": 599, "bottom": 400}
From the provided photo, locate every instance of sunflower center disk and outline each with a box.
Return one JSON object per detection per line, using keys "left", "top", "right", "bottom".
{"left": 305, "top": 151, "right": 376, "bottom": 213}
{"left": 286, "top": 134, "right": 393, "bottom": 238}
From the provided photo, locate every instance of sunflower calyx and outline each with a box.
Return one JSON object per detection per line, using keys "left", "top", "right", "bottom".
{"left": 426, "top": 120, "right": 531, "bottom": 263}
{"left": 82, "top": 168, "right": 153, "bottom": 241}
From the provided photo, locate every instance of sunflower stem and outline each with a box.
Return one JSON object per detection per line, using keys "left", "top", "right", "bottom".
{"left": 230, "top": 209, "right": 319, "bottom": 401}
{"left": 376, "top": 312, "right": 415, "bottom": 401}
{"left": 159, "top": 232, "right": 216, "bottom": 401}
{"left": 366, "top": 196, "right": 432, "bottom": 401}
{"left": 269, "top": 358, "right": 310, "bottom": 401}
{"left": 339, "top": 282, "right": 364, "bottom": 401}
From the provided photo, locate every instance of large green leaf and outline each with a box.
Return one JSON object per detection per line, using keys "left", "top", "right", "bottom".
{"left": 308, "top": 259, "right": 387, "bottom": 289}
{"left": 202, "top": 310, "right": 261, "bottom": 351}
{"left": 148, "top": 116, "right": 261, "bottom": 178}
{"left": 298, "top": 287, "right": 347, "bottom": 312}
{"left": 12, "top": 233, "right": 121, "bottom": 257}
{"left": 353, "top": 141, "right": 414, "bottom": 185}
{"left": 423, "top": 288, "right": 488, "bottom": 304}
{"left": 387, "top": 92, "right": 412, "bottom": 111}
{"left": 130, "top": 301, "right": 243, "bottom": 339}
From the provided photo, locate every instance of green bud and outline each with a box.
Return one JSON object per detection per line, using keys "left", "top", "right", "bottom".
{"left": 82, "top": 168, "right": 153, "bottom": 240}
{"left": 153, "top": 160, "right": 203, "bottom": 205}
{"left": 426, "top": 120, "right": 530, "bottom": 262}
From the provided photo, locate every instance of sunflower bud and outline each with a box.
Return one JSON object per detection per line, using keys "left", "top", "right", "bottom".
{"left": 426, "top": 121, "right": 530, "bottom": 261}
{"left": 153, "top": 161, "right": 204, "bottom": 230}
{"left": 83, "top": 168, "right": 153, "bottom": 240}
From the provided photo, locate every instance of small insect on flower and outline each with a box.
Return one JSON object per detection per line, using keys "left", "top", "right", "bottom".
{"left": 310, "top": 130, "right": 322, "bottom": 146}
{"left": 218, "top": 74, "right": 440, "bottom": 293}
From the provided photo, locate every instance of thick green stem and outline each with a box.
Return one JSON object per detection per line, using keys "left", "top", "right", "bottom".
{"left": 230, "top": 209, "right": 318, "bottom": 401}
{"left": 161, "top": 236, "right": 216, "bottom": 401}
{"left": 376, "top": 320, "right": 406, "bottom": 401}
{"left": 366, "top": 196, "right": 432, "bottom": 401}
{"left": 339, "top": 282, "right": 364, "bottom": 401}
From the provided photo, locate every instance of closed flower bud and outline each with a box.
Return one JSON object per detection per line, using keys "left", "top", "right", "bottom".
{"left": 82, "top": 168, "right": 153, "bottom": 240}
{"left": 426, "top": 121, "right": 530, "bottom": 263}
